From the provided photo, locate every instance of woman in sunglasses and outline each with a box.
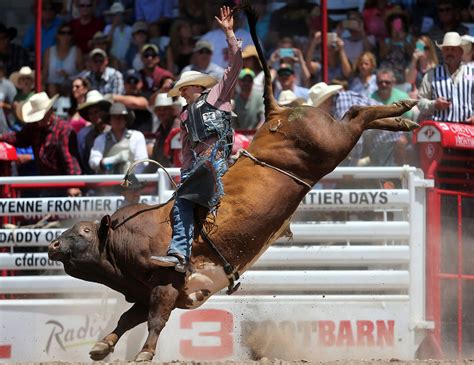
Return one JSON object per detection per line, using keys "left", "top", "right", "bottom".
{"left": 42, "top": 24, "right": 84, "bottom": 89}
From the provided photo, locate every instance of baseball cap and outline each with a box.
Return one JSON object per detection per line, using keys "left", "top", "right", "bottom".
{"left": 193, "top": 40, "right": 214, "bottom": 53}
{"left": 239, "top": 68, "right": 255, "bottom": 79}
{"left": 141, "top": 43, "right": 159, "bottom": 55}
{"left": 89, "top": 48, "right": 107, "bottom": 59}
{"left": 277, "top": 63, "right": 294, "bottom": 76}
{"left": 132, "top": 21, "right": 148, "bottom": 34}
{"left": 124, "top": 69, "right": 141, "bottom": 83}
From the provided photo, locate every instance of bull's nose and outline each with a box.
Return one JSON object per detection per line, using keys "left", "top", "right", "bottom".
{"left": 48, "top": 239, "right": 61, "bottom": 259}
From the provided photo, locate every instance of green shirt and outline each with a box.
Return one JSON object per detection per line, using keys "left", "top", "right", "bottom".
{"left": 371, "top": 87, "right": 414, "bottom": 120}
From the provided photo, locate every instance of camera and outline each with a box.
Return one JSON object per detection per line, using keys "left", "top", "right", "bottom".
{"left": 279, "top": 48, "right": 295, "bottom": 59}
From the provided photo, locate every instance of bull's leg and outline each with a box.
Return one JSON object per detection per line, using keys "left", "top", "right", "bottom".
{"left": 346, "top": 100, "right": 419, "bottom": 131}
{"left": 89, "top": 302, "right": 148, "bottom": 361}
{"left": 134, "top": 283, "right": 180, "bottom": 362}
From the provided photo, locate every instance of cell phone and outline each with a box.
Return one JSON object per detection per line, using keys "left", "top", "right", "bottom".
{"left": 415, "top": 40, "right": 426, "bottom": 52}
{"left": 327, "top": 32, "right": 337, "bottom": 47}
{"left": 279, "top": 48, "right": 294, "bottom": 59}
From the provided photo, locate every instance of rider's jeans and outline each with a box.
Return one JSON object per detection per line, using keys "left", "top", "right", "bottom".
{"left": 167, "top": 197, "right": 195, "bottom": 261}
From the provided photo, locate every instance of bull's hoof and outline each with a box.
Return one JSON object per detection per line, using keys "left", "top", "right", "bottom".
{"left": 396, "top": 117, "right": 420, "bottom": 131}
{"left": 89, "top": 341, "right": 114, "bottom": 361}
{"left": 135, "top": 351, "right": 154, "bottom": 362}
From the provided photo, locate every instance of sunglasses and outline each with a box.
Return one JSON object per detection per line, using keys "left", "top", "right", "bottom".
{"left": 377, "top": 80, "right": 392, "bottom": 85}
{"left": 197, "top": 49, "right": 212, "bottom": 55}
{"left": 72, "top": 84, "right": 83, "bottom": 89}
{"left": 92, "top": 57, "right": 105, "bottom": 64}
{"left": 143, "top": 52, "right": 157, "bottom": 58}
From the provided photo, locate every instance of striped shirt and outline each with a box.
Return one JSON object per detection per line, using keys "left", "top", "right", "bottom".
{"left": 0, "top": 114, "right": 82, "bottom": 175}
{"left": 419, "top": 63, "right": 474, "bottom": 123}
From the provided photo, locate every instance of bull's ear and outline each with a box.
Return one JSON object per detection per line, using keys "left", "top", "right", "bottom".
{"left": 98, "top": 215, "right": 111, "bottom": 251}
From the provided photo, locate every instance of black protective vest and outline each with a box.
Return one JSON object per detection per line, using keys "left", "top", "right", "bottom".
{"left": 185, "top": 92, "right": 232, "bottom": 142}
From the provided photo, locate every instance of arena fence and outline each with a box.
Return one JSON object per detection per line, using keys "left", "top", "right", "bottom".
{"left": 0, "top": 167, "right": 433, "bottom": 362}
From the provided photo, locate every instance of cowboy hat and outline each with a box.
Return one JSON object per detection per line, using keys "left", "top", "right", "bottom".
{"left": 168, "top": 71, "right": 218, "bottom": 97}
{"left": 21, "top": 92, "right": 58, "bottom": 123}
{"left": 242, "top": 45, "right": 258, "bottom": 59}
{"left": 436, "top": 32, "right": 469, "bottom": 50}
{"left": 104, "top": 2, "right": 125, "bottom": 15}
{"left": 305, "top": 82, "right": 342, "bottom": 107}
{"left": 108, "top": 102, "right": 135, "bottom": 126}
{"left": 9, "top": 66, "right": 35, "bottom": 88}
{"left": 277, "top": 90, "right": 305, "bottom": 106}
{"left": 77, "top": 90, "right": 112, "bottom": 119}
{"left": 154, "top": 93, "right": 174, "bottom": 109}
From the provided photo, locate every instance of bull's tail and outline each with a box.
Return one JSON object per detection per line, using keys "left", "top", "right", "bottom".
{"left": 240, "top": 0, "right": 282, "bottom": 119}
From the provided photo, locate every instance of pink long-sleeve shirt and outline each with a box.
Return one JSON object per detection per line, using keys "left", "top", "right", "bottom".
{"left": 180, "top": 35, "right": 243, "bottom": 171}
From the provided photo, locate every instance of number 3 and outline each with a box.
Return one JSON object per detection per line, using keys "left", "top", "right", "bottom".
{"left": 180, "top": 309, "right": 233, "bottom": 359}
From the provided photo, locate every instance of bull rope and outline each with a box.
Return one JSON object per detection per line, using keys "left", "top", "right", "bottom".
{"left": 238, "top": 149, "right": 313, "bottom": 190}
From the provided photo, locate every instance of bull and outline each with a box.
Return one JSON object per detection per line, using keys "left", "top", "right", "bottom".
{"left": 48, "top": 2, "right": 418, "bottom": 362}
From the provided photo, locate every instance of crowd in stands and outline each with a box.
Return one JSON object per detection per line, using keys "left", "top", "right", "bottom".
{"left": 0, "top": 0, "right": 472, "bottom": 197}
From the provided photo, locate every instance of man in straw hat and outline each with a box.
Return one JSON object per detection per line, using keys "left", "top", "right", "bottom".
{"left": 152, "top": 6, "right": 242, "bottom": 271}
{"left": 0, "top": 91, "right": 82, "bottom": 196}
{"left": 418, "top": 32, "right": 473, "bottom": 124}
{"left": 77, "top": 90, "right": 112, "bottom": 174}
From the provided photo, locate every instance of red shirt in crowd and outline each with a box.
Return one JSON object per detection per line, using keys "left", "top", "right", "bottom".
{"left": 0, "top": 114, "right": 82, "bottom": 176}
{"left": 69, "top": 16, "right": 105, "bottom": 54}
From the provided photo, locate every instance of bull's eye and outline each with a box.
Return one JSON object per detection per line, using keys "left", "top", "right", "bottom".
{"left": 83, "top": 228, "right": 91, "bottom": 233}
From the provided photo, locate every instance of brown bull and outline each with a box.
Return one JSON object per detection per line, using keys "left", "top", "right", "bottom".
{"left": 48, "top": 3, "right": 418, "bottom": 362}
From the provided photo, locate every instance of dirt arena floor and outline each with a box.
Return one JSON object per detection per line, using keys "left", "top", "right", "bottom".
{"left": 10, "top": 360, "right": 474, "bottom": 365}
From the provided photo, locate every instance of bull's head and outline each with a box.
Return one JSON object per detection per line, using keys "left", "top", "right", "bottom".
{"left": 48, "top": 215, "right": 111, "bottom": 268}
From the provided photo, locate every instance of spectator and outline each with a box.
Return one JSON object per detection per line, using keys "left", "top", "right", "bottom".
{"left": 462, "top": 35, "right": 474, "bottom": 64}
{"left": 10, "top": 66, "right": 35, "bottom": 130}
{"left": 23, "top": 0, "right": 63, "bottom": 57}
{"left": 405, "top": 35, "right": 439, "bottom": 99}
{"left": 89, "top": 102, "right": 148, "bottom": 174}
{"left": 305, "top": 31, "right": 352, "bottom": 85}
{"left": 243, "top": 0, "right": 270, "bottom": 44}
{"left": 87, "top": 31, "right": 121, "bottom": 71}
{"left": 371, "top": 69, "right": 414, "bottom": 120}
{"left": 233, "top": 68, "right": 264, "bottom": 130}
{"left": 139, "top": 44, "right": 174, "bottom": 98}
{"left": 166, "top": 19, "right": 196, "bottom": 74}
{"left": 76, "top": 90, "right": 112, "bottom": 174}
{"left": 148, "top": 93, "right": 180, "bottom": 170}
{"left": 67, "top": 77, "right": 90, "bottom": 133}
{"left": 428, "top": 0, "right": 469, "bottom": 48}
{"left": 266, "top": 0, "right": 314, "bottom": 49}
{"left": 362, "top": 0, "right": 395, "bottom": 43}
{"left": 42, "top": 23, "right": 83, "bottom": 89}
{"left": 0, "top": 61, "right": 17, "bottom": 133}
{"left": 342, "top": 12, "right": 376, "bottom": 65}
{"left": 111, "top": 69, "right": 153, "bottom": 133}
{"left": 274, "top": 63, "right": 309, "bottom": 100}
{"left": 69, "top": 0, "right": 105, "bottom": 54}
{"left": 0, "top": 92, "right": 82, "bottom": 196}
{"left": 117, "top": 173, "right": 145, "bottom": 206}
{"left": 349, "top": 52, "right": 378, "bottom": 98}
{"left": 179, "top": 0, "right": 212, "bottom": 37}
{"left": 418, "top": 32, "right": 473, "bottom": 124}
{"left": 135, "top": 0, "right": 174, "bottom": 26}
{"left": 0, "top": 24, "right": 30, "bottom": 77}
{"left": 306, "top": 82, "right": 381, "bottom": 166}
{"left": 125, "top": 21, "right": 149, "bottom": 71}
{"left": 103, "top": 2, "right": 132, "bottom": 69}
{"left": 83, "top": 48, "right": 124, "bottom": 95}
{"left": 379, "top": 9, "right": 414, "bottom": 89}
{"left": 181, "top": 40, "right": 224, "bottom": 80}
{"left": 242, "top": 45, "right": 264, "bottom": 92}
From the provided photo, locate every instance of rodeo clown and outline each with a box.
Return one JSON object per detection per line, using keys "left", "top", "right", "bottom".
{"left": 152, "top": 6, "right": 243, "bottom": 272}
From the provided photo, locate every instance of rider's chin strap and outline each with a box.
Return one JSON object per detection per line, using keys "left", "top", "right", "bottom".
{"left": 238, "top": 149, "right": 313, "bottom": 190}
{"left": 200, "top": 229, "right": 240, "bottom": 295}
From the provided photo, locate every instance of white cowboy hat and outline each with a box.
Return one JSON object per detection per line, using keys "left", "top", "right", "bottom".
{"left": 168, "top": 71, "right": 218, "bottom": 97}
{"left": 21, "top": 92, "right": 58, "bottom": 123}
{"left": 277, "top": 90, "right": 305, "bottom": 106}
{"left": 104, "top": 2, "right": 125, "bottom": 15}
{"left": 154, "top": 93, "right": 174, "bottom": 109}
{"left": 305, "top": 82, "right": 342, "bottom": 107}
{"left": 436, "top": 32, "right": 469, "bottom": 50}
{"left": 77, "top": 90, "right": 112, "bottom": 119}
{"left": 9, "top": 66, "right": 35, "bottom": 88}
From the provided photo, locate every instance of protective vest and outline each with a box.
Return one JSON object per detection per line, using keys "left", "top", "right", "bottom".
{"left": 185, "top": 92, "right": 232, "bottom": 142}
{"left": 430, "top": 64, "right": 474, "bottom": 123}
{"left": 103, "top": 130, "right": 133, "bottom": 174}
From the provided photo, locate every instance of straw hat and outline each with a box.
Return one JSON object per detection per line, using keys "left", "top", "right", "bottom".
{"left": 168, "top": 71, "right": 218, "bottom": 97}
{"left": 305, "top": 82, "right": 342, "bottom": 107}
{"left": 436, "top": 32, "right": 469, "bottom": 51}
{"left": 77, "top": 90, "right": 112, "bottom": 119}
{"left": 242, "top": 45, "right": 258, "bottom": 59}
{"left": 154, "top": 93, "right": 174, "bottom": 109}
{"left": 277, "top": 90, "right": 305, "bottom": 106}
{"left": 9, "top": 66, "right": 35, "bottom": 88}
{"left": 21, "top": 92, "right": 58, "bottom": 123}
